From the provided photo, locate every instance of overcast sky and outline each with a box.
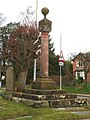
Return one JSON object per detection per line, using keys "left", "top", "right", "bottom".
{"left": 0, "top": 0, "right": 90, "bottom": 60}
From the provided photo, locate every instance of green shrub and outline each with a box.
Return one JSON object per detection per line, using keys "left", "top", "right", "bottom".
{"left": 75, "top": 79, "right": 83, "bottom": 84}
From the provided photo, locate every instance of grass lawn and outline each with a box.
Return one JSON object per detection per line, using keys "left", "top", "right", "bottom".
{"left": 62, "top": 83, "right": 90, "bottom": 94}
{"left": 0, "top": 96, "right": 90, "bottom": 120}
{"left": 0, "top": 84, "right": 90, "bottom": 120}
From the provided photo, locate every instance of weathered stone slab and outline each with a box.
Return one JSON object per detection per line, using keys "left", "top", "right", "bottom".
{"left": 6, "top": 66, "right": 15, "bottom": 92}
{"left": 13, "top": 91, "right": 77, "bottom": 101}
{"left": 49, "top": 98, "right": 88, "bottom": 108}
{"left": 23, "top": 89, "right": 66, "bottom": 95}
{"left": 32, "top": 78, "right": 56, "bottom": 90}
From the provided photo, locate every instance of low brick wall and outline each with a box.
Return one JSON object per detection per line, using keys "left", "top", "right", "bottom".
{"left": 3, "top": 89, "right": 89, "bottom": 108}
{"left": 11, "top": 97, "right": 88, "bottom": 108}
{"left": 49, "top": 98, "right": 88, "bottom": 108}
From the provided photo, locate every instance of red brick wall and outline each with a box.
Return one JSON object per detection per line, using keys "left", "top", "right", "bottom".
{"left": 73, "top": 59, "right": 77, "bottom": 79}
{"left": 73, "top": 57, "right": 90, "bottom": 83}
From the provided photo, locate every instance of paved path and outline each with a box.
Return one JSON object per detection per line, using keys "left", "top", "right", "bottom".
{"left": 71, "top": 111, "right": 90, "bottom": 115}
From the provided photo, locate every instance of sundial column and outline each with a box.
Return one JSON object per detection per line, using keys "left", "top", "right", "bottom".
{"left": 41, "top": 32, "right": 49, "bottom": 78}
{"left": 32, "top": 7, "right": 56, "bottom": 90}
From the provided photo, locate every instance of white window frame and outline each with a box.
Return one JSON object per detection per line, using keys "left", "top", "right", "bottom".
{"left": 76, "top": 60, "right": 84, "bottom": 67}
{"left": 76, "top": 71, "right": 85, "bottom": 79}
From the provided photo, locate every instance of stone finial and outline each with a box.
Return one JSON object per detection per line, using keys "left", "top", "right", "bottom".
{"left": 38, "top": 7, "right": 52, "bottom": 32}
{"left": 41, "top": 7, "right": 49, "bottom": 18}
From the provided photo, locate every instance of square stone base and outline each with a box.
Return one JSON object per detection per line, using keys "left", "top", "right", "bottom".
{"left": 31, "top": 78, "right": 56, "bottom": 90}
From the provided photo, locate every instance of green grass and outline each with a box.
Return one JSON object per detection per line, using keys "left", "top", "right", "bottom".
{"left": 0, "top": 97, "right": 90, "bottom": 120}
{"left": 0, "top": 84, "right": 90, "bottom": 119}
{"left": 62, "top": 83, "right": 90, "bottom": 94}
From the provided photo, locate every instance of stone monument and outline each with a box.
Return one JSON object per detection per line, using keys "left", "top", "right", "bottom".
{"left": 13, "top": 7, "right": 89, "bottom": 108}
{"left": 6, "top": 66, "right": 15, "bottom": 92}
{"left": 32, "top": 7, "right": 56, "bottom": 90}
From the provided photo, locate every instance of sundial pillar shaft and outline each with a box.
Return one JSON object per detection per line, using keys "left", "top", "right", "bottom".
{"left": 41, "top": 32, "right": 49, "bottom": 77}
{"left": 38, "top": 7, "right": 52, "bottom": 78}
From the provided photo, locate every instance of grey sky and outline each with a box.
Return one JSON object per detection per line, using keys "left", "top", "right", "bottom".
{"left": 0, "top": 0, "right": 90, "bottom": 59}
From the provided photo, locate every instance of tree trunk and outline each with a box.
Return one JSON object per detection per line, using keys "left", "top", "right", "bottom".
{"left": 17, "top": 71, "right": 27, "bottom": 92}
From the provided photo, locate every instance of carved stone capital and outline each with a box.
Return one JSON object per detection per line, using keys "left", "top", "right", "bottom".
{"left": 38, "top": 7, "right": 52, "bottom": 32}
{"left": 39, "top": 18, "right": 52, "bottom": 32}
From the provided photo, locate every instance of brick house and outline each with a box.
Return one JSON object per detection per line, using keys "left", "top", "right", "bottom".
{"left": 72, "top": 52, "right": 90, "bottom": 83}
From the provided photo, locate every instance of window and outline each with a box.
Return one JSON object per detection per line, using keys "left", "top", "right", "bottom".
{"left": 76, "top": 61, "right": 84, "bottom": 67}
{"left": 76, "top": 71, "right": 85, "bottom": 79}
{"left": 77, "top": 71, "right": 80, "bottom": 78}
{"left": 79, "top": 61, "right": 83, "bottom": 66}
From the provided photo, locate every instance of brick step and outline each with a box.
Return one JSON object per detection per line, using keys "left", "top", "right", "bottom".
{"left": 23, "top": 89, "right": 66, "bottom": 95}
{"left": 12, "top": 96, "right": 88, "bottom": 108}
{"left": 49, "top": 98, "right": 88, "bottom": 108}
{"left": 13, "top": 92, "right": 77, "bottom": 101}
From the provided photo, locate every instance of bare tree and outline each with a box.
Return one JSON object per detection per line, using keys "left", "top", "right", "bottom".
{"left": 19, "top": 6, "right": 36, "bottom": 27}
{"left": 3, "top": 6, "right": 40, "bottom": 91}
{"left": 0, "top": 13, "right": 6, "bottom": 27}
{"left": 6, "top": 24, "right": 39, "bottom": 91}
